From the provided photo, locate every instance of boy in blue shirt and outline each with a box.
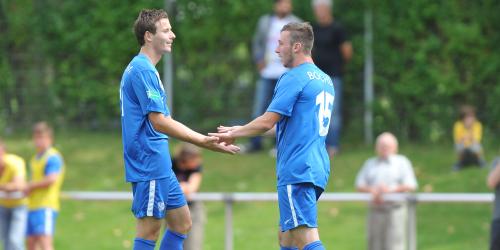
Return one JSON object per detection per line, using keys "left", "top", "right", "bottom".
{"left": 120, "top": 9, "right": 239, "bottom": 250}
{"left": 211, "top": 22, "right": 334, "bottom": 250}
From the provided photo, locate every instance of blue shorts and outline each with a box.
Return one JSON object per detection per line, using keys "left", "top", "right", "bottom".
{"left": 278, "top": 183, "right": 324, "bottom": 232}
{"left": 27, "top": 208, "right": 58, "bottom": 236}
{"left": 131, "top": 173, "right": 187, "bottom": 219}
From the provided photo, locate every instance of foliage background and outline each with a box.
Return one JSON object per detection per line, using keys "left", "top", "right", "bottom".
{"left": 1, "top": 0, "right": 499, "bottom": 141}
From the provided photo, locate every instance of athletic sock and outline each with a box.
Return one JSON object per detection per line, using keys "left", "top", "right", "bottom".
{"left": 303, "top": 240, "right": 326, "bottom": 250}
{"left": 159, "top": 229, "right": 187, "bottom": 250}
{"left": 280, "top": 246, "right": 299, "bottom": 250}
{"left": 133, "top": 238, "right": 156, "bottom": 250}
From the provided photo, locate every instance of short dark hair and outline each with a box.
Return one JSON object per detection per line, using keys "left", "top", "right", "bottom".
{"left": 134, "top": 9, "right": 169, "bottom": 46}
{"left": 459, "top": 105, "right": 476, "bottom": 119}
{"left": 281, "top": 22, "right": 314, "bottom": 55}
{"left": 33, "top": 121, "right": 53, "bottom": 137}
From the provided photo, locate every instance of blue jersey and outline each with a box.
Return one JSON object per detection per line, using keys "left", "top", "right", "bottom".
{"left": 267, "top": 63, "right": 335, "bottom": 189}
{"left": 120, "top": 54, "right": 171, "bottom": 182}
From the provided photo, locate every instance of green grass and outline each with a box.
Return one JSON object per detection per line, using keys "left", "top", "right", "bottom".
{"left": 2, "top": 132, "right": 497, "bottom": 249}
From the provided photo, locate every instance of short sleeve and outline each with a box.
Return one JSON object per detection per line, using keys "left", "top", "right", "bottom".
{"left": 336, "top": 23, "right": 348, "bottom": 45}
{"left": 401, "top": 157, "right": 418, "bottom": 189}
{"left": 267, "top": 73, "right": 302, "bottom": 117}
{"left": 131, "top": 70, "right": 169, "bottom": 116}
{"left": 355, "top": 160, "right": 370, "bottom": 188}
{"left": 44, "top": 155, "right": 63, "bottom": 176}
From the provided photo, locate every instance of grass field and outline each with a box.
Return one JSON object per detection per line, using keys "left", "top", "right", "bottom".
{"left": 2, "top": 131, "right": 496, "bottom": 249}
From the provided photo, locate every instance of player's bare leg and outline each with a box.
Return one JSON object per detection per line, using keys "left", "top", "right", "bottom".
{"left": 289, "top": 226, "right": 320, "bottom": 250}
{"left": 279, "top": 229, "right": 296, "bottom": 249}
{"left": 39, "top": 236, "right": 54, "bottom": 250}
{"left": 27, "top": 236, "right": 37, "bottom": 250}
{"left": 136, "top": 217, "right": 162, "bottom": 241}
{"left": 166, "top": 205, "right": 192, "bottom": 234}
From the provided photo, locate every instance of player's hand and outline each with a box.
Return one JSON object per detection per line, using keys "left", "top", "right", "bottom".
{"left": 23, "top": 185, "right": 32, "bottom": 196}
{"left": 200, "top": 136, "right": 240, "bottom": 155}
{"left": 370, "top": 188, "right": 384, "bottom": 205}
{"left": 216, "top": 125, "right": 241, "bottom": 133}
{"left": 207, "top": 125, "right": 240, "bottom": 145}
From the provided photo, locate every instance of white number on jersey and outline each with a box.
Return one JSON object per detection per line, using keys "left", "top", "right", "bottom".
{"left": 316, "top": 91, "right": 334, "bottom": 136}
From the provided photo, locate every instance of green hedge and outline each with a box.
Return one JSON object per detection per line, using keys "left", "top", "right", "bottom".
{"left": 1, "top": 0, "right": 499, "bottom": 141}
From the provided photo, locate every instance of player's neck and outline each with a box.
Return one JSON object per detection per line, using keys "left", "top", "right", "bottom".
{"left": 292, "top": 55, "right": 314, "bottom": 68}
{"left": 36, "top": 145, "right": 51, "bottom": 155}
{"left": 140, "top": 47, "right": 162, "bottom": 66}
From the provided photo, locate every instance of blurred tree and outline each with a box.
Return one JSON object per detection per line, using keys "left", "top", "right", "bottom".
{"left": 0, "top": 0, "right": 499, "bottom": 142}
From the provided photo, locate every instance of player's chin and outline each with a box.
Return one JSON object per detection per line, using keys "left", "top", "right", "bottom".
{"left": 163, "top": 45, "right": 172, "bottom": 53}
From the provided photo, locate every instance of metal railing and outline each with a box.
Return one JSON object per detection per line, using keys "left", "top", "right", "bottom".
{"left": 1, "top": 191, "right": 493, "bottom": 250}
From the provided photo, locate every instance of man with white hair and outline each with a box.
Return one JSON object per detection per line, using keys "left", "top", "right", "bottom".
{"left": 355, "top": 132, "right": 418, "bottom": 250}
{"left": 311, "top": 0, "right": 352, "bottom": 157}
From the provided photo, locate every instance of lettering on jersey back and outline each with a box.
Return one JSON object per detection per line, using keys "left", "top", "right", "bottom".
{"left": 306, "top": 71, "right": 333, "bottom": 86}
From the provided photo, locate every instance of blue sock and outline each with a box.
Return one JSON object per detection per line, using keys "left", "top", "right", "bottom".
{"left": 303, "top": 241, "right": 326, "bottom": 250}
{"left": 133, "top": 238, "right": 156, "bottom": 250}
{"left": 159, "top": 230, "right": 187, "bottom": 250}
{"left": 280, "top": 246, "right": 299, "bottom": 250}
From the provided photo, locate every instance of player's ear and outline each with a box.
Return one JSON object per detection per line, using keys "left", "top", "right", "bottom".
{"left": 293, "top": 42, "right": 301, "bottom": 53}
{"left": 144, "top": 31, "right": 154, "bottom": 43}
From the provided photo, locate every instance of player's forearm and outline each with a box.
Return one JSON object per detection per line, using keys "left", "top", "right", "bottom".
{"left": 263, "top": 125, "right": 276, "bottom": 137}
{"left": 231, "top": 116, "right": 275, "bottom": 138}
{"left": 0, "top": 181, "right": 26, "bottom": 192}
{"left": 150, "top": 114, "right": 206, "bottom": 145}
{"left": 28, "top": 177, "right": 57, "bottom": 191}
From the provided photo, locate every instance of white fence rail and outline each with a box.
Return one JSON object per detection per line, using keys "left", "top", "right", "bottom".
{"left": 0, "top": 192, "right": 493, "bottom": 250}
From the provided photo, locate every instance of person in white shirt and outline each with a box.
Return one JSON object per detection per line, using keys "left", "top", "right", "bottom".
{"left": 355, "top": 132, "right": 418, "bottom": 250}
{"left": 247, "top": 0, "right": 301, "bottom": 153}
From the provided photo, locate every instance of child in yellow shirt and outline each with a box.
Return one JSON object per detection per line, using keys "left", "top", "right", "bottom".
{"left": 26, "top": 122, "right": 65, "bottom": 250}
{"left": 0, "top": 139, "right": 28, "bottom": 250}
{"left": 453, "top": 105, "right": 486, "bottom": 170}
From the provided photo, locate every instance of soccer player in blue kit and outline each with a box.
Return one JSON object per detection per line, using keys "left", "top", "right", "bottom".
{"left": 120, "top": 9, "right": 239, "bottom": 250}
{"left": 211, "top": 22, "right": 334, "bottom": 250}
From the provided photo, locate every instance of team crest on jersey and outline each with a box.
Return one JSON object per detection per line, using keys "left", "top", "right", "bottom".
{"left": 158, "top": 202, "right": 165, "bottom": 212}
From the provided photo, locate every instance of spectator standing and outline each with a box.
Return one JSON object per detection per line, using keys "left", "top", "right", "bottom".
{"left": 355, "top": 132, "right": 418, "bottom": 250}
{"left": 247, "top": 0, "right": 302, "bottom": 153}
{"left": 487, "top": 157, "right": 500, "bottom": 250}
{"left": 311, "top": 0, "right": 352, "bottom": 157}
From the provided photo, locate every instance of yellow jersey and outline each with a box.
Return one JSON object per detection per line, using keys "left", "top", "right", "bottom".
{"left": 28, "top": 147, "right": 65, "bottom": 211}
{"left": 453, "top": 121, "right": 482, "bottom": 147}
{"left": 0, "top": 154, "right": 28, "bottom": 208}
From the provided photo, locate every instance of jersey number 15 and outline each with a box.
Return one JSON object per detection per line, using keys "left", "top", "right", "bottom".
{"left": 316, "top": 91, "right": 334, "bottom": 136}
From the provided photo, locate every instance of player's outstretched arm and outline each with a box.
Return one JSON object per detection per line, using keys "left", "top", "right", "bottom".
{"left": 26, "top": 173, "right": 59, "bottom": 193}
{"left": 209, "top": 112, "right": 281, "bottom": 143}
{"left": 148, "top": 112, "right": 239, "bottom": 154}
